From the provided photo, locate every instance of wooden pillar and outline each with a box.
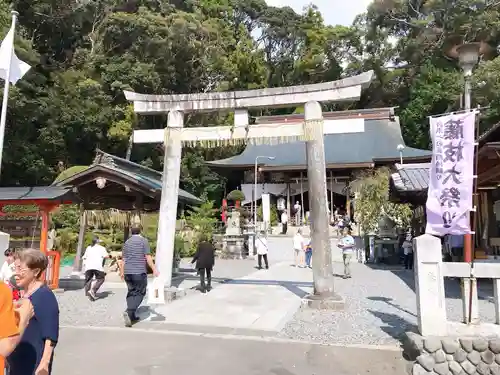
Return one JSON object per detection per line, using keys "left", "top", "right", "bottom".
{"left": 73, "top": 204, "right": 87, "bottom": 272}
{"left": 346, "top": 182, "right": 351, "bottom": 218}
{"left": 488, "top": 191, "right": 497, "bottom": 238}
{"left": 300, "top": 171, "right": 305, "bottom": 224}
{"left": 330, "top": 171, "right": 334, "bottom": 221}
{"left": 286, "top": 181, "right": 291, "bottom": 219}
{"left": 123, "top": 212, "right": 131, "bottom": 242}
{"left": 39, "top": 208, "right": 50, "bottom": 254}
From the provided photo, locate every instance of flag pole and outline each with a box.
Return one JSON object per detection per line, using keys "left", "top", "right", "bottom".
{"left": 0, "top": 11, "right": 19, "bottom": 176}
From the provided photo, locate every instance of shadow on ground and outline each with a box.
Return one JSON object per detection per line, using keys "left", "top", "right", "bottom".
{"left": 366, "top": 262, "right": 494, "bottom": 301}
{"left": 368, "top": 309, "right": 418, "bottom": 343}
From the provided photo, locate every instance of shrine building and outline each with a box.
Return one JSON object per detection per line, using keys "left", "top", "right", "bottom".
{"left": 208, "top": 107, "right": 431, "bottom": 222}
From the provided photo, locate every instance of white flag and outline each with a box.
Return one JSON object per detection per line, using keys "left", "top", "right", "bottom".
{"left": 0, "top": 23, "right": 31, "bottom": 85}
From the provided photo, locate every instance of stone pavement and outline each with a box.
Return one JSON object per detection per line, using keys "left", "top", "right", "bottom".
{"left": 55, "top": 235, "right": 499, "bottom": 347}
{"left": 53, "top": 326, "right": 409, "bottom": 375}
{"left": 137, "top": 261, "right": 313, "bottom": 332}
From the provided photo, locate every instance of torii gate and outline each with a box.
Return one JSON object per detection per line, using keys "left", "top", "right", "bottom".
{"left": 124, "top": 70, "right": 374, "bottom": 306}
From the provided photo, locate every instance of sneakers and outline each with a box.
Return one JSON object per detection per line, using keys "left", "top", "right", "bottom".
{"left": 85, "top": 290, "right": 95, "bottom": 302}
{"left": 123, "top": 312, "right": 132, "bottom": 327}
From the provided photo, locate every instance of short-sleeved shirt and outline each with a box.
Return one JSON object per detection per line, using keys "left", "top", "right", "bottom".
{"left": 0, "top": 281, "right": 19, "bottom": 373}
{"left": 123, "top": 234, "right": 151, "bottom": 275}
{"left": 340, "top": 235, "right": 355, "bottom": 254}
{"left": 83, "top": 244, "right": 108, "bottom": 272}
{"left": 8, "top": 285, "right": 59, "bottom": 375}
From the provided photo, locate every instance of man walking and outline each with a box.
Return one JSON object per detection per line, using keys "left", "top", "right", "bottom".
{"left": 338, "top": 228, "right": 355, "bottom": 279}
{"left": 191, "top": 235, "right": 215, "bottom": 293}
{"left": 119, "top": 226, "right": 158, "bottom": 327}
{"left": 82, "top": 236, "right": 109, "bottom": 301}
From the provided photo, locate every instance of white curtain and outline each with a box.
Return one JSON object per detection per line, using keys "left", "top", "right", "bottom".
{"left": 241, "top": 181, "right": 346, "bottom": 205}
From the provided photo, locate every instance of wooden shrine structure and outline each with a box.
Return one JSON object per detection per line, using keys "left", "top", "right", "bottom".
{"left": 53, "top": 150, "right": 202, "bottom": 271}
{"left": 0, "top": 186, "right": 80, "bottom": 288}
{"left": 208, "top": 107, "right": 432, "bottom": 222}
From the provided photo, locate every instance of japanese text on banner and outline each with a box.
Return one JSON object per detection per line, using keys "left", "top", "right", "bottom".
{"left": 425, "top": 112, "right": 475, "bottom": 236}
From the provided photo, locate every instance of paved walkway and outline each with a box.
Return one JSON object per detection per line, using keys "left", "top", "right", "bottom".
{"left": 138, "top": 261, "right": 313, "bottom": 332}
{"left": 52, "top": 326, "right": 408, "bottom": 375}
{"left": 56, "top": 235, "right": 499, "bottom": 346}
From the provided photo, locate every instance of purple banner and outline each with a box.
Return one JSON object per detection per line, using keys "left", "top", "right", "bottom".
{"left": 425, "top": 112, "right": 476, "bottom": 236}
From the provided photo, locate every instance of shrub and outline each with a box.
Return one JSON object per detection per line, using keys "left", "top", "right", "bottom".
{"left": 227, "top": 189, "right": 245, "bottom": 202}
{"left": 257, "top": 204, "right": 279, "bottom": 225}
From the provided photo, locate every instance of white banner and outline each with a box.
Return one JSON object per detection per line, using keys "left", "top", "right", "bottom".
{"left": 262, "top": 193, "right": 271, "bottom": 224}
{"left": 425, "top": 112, "right": 476, "bottom": 236}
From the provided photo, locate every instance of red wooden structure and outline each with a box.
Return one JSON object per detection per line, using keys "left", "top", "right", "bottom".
{"left": 0, "top": 187, "right": 79, "bottom": 289}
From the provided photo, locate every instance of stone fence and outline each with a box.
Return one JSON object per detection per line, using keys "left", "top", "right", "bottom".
{"left": 405, "top": 333, "right": 500, "bottom": 375}
{"left": 406, "top": 234, "right": 500, "bottom": 375}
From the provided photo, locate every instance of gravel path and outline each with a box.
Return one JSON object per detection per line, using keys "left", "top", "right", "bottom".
{"left": 57, "top": 258, "right": 258, "bottom": 327}
{"left": 278, "top": 261, "right": 498, "bottom": 346}
{"left": 57, "top": 238, "right": 498, "bottom": 346}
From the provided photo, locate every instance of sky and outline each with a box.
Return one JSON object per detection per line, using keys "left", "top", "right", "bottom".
{"left": 265, "top": 0, "right": 372, "bottom": 26}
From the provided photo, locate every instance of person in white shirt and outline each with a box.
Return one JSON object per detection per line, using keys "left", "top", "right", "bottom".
{"left": 0, "top": 248, "right": 15, "bottom": 284}
{"left": 82, "top": 236, "right": 110, "bottom": 301}
{"left": 294, "top": 201, "right": 301, "bottom": 226}
{"left": 281, "top": 211, "right": 288, "bottom": 234}
{"left": 402, "top": 236, "right": 414, "bottom": 270}
{"left": 338, "top": 228, "right": 355, "bottom": 278}
{"left": 256, "top": 233, "right": 269, "bottom": 270}
{"left": 293, "top": 229, "right": 306, "bottom": 267}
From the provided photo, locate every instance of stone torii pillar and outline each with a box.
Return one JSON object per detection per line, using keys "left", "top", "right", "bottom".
{"left": 124, "top": 71, "right": 374, "bottom": 296}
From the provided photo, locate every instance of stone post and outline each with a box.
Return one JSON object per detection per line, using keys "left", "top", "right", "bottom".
{"left": 414, "top": 234, "right": 447, "bottom": 336}
{"left": 156, "top": 110, "right": 183, "bottom": 288}
{"left": 304, "top": 101, "right": 342, "bottom": 308}
{"left": 461, "top": 277, "right": 479, "bottom": 324}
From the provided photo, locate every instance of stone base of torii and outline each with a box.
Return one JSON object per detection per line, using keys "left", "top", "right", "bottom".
{"left": 124, "top": 71, "right": 374, "bottom": 306}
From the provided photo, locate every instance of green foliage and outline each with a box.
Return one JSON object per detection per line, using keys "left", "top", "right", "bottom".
{"left": 51, "top": 205, "right": 80, "bottom": 230}
{"left": 53, "top": 166, "right": 89, "bottom": 184}
{"left": 227, "top": 190, "right": 245, "bottom": 202}
{"left": 0, "top": 0, "right": 499, "bottom": 205}
{"left": 55, "top": 227, "right": 79, "bottom": 255}
{"left": 183, "top": 201, "right": 219, "bottom": 256}
{"left": 257, "top": 204, "right": 279, "bottom": 226}
{"left": 351, "top": 168, "right": 413, "bottom": 234}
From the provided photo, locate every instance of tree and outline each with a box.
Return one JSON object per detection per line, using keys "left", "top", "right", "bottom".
{"left": 351, "top": 168, "right": 412, "bottom": 235}
{"left": 2, "top": 0, "right": 500, "bottom": 203}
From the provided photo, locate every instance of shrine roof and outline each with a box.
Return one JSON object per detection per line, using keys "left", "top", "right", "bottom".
{"left": 391, "top": 163, "right": 430, "bottom": 192}
{"left": 0, "top": 186, "right": 79, "bottom": 204}
{"left": 54, "top": 151, "right": 202, "bottom": 207}
{"left": 207, "top": 118, "right": 431, "bottom": 169}
{"left": 389, "top": 163, "right": 430, "bottom": 205}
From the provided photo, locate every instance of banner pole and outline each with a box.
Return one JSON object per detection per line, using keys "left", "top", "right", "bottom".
{"left": 467, "top": 105, "right": 481, "bottom": 323}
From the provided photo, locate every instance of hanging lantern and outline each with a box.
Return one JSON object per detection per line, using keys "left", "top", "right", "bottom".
{"left": 95, "top": 177, "right": 107, "bottom": 189}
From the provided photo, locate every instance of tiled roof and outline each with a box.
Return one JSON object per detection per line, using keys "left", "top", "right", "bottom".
{"left": 0, "top": 186, "right": 78, "bottom": 202}
{"left": 208, "top": 118, "right": 431, "bottom": 168}
{"left": 55, "top": 151, "right": 202, "bottom": 206}
{"left": 391, "top": 163, "right": 430, "bottom": 192}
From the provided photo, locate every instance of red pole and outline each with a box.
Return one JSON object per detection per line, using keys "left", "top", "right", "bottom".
{"left": 464, "top": 233, "right": 472, "bottom": 262}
